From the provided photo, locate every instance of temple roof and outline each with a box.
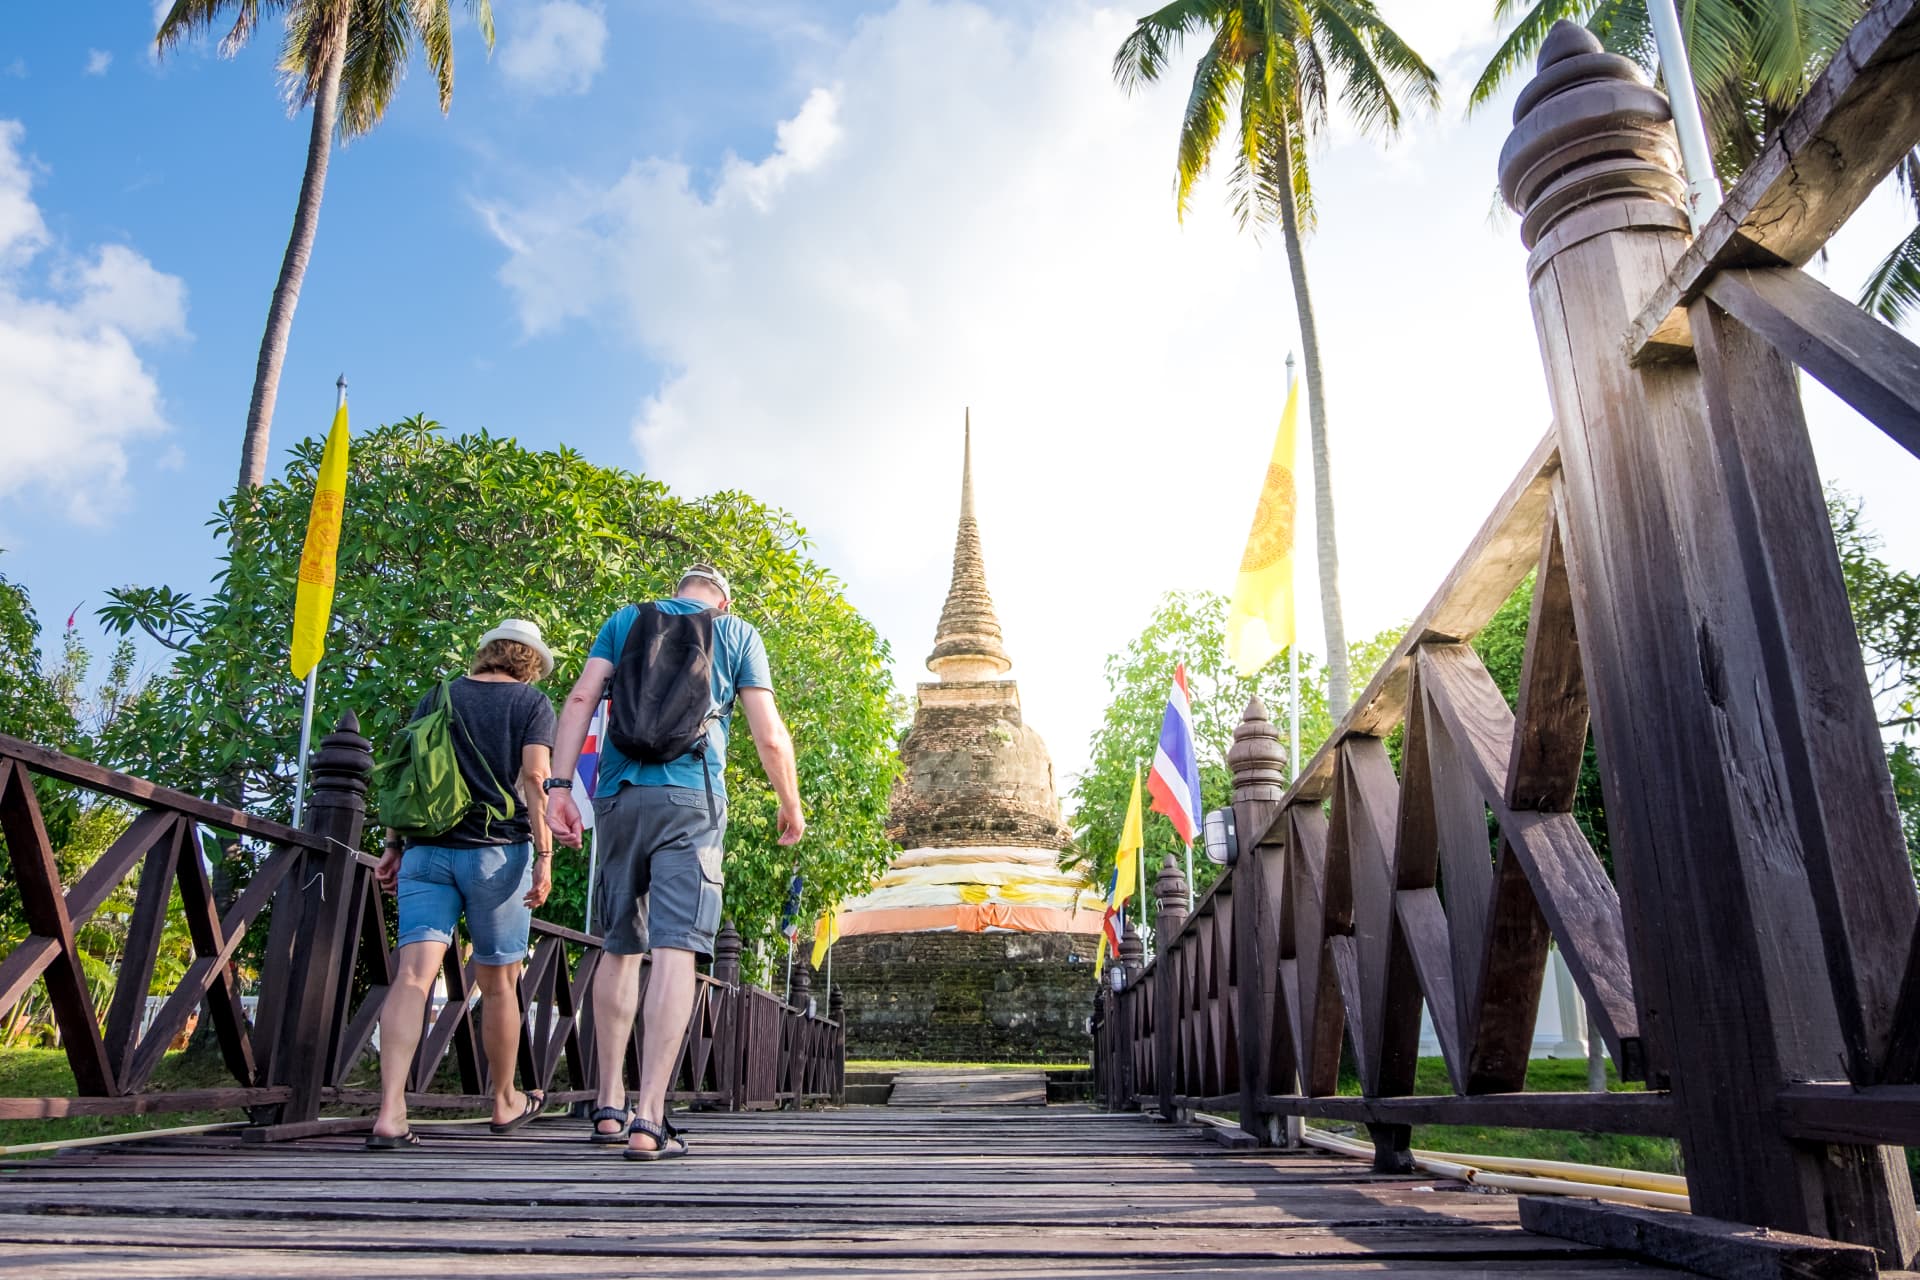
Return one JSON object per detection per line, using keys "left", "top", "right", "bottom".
{"left": 927, "top": 412, "right": 1013, "bottom": 680}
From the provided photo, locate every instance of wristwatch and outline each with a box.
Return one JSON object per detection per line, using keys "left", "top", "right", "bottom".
{"left": 542, "top": 778, "right": 573, "bottom": 793}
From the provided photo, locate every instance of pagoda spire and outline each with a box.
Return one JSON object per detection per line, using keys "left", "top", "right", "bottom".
{"left": 928, "top": 410, "right": 1012, "bottom": 680}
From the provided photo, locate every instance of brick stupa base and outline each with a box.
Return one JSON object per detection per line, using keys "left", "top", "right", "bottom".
{"left": 831, "top": 931, "right": 1100, "bottom": 1062}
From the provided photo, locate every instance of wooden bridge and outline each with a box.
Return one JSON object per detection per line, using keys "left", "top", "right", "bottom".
{"left": 6, "top": 6, "right": 1920, "bottom": 1277}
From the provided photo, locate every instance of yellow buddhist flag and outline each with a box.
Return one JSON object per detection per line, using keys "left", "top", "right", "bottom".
{"left": 1098, "top": 771, "right": 1146, "bottom": 968}
{"left": 290, "top": 399, "right": 350, "bottom": 680}
{"left": 1226, "top": 377, "right": 1299, "bottom": 677}
{"left": 810, "top": 909, "right": 840, "bottom": 969}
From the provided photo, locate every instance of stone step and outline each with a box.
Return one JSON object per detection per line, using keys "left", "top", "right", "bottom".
{"left": 887, "top": 1068, "right": 1047, "bottom": 1108}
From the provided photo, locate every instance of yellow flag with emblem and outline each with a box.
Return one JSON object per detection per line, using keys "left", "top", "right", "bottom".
{"left": 290, "top": 400, "right": 350, "bottom": 679}
{"left": 1226, "top": 378, "right": 1298, "bottom": 677}
{"left": 1097, "top": 770, "right": 1146, "bottom": 968}
{"left": 810, "top": 909, "right": 839, "bottom": 969}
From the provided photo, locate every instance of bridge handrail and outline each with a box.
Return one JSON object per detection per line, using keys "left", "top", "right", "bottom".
{"left": 0, "top": 721, "right": 845, "bottom": 1129}
{"left": 1098, "top": 5, "right": 1920, "bottom": 1265}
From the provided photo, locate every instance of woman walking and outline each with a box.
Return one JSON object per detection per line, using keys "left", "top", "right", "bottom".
{"left": 367, "top": 619, "right": 558, "bottom": 1149}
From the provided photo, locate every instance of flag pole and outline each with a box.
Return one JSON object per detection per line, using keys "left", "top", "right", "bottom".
{"left": 291, "top": 373, "right": 348, "bottom": 827}
{"left": 1644, "top": 0, "right": 1722, "bottom": 230}
{"left": 583, "top": 828, "right": 596, "bottom": 934}
{"left": 1285, "top": 354, "right": 1301, "bottom": 778}
{"left": 1135, "top": 759, "right": 1149, "bottom": 955}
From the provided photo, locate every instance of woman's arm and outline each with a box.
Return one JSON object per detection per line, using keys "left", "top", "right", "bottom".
{"left": 520, "top": 743, "right": 553, "bottom": 908}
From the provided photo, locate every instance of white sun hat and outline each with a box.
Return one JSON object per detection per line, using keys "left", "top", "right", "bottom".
{"left": 476, "top": 618, "right": 554, "bottom": 680}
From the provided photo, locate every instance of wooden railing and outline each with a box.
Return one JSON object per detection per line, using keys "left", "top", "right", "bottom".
{"left": 0, "top": 718, "right": 842, "bottom": 1132}
{"left": 1098, "top": 5, "right": 1920, "bottom": 1270}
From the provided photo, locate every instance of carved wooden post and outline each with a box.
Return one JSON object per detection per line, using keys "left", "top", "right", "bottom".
{"left": 828, "top": 985, "right": 846, "bottom": 1104}
{"left": 270, "top": 713, "right": 371, "bottom": 1124}
{"left": 1117, "top": 927, "right": 1145, "bottom": 1111}
{"left": 1228, "top": 695, "right": 1289, "bottom": 1144}
{"left": 1502, "top": 22, "right": 1918, "bottom": 1263}
{"left": 713, "top": 921, "right": 743, "bottom": 1110}
{"left": 1153, "top": 857, "right": 1189, "bottom": 1119}
{"left": 790, "top": 957, "right": 814, "bottom": 1103}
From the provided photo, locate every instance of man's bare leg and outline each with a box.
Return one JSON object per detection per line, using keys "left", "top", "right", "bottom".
{"left": 474, "top": 961, "right": 533, "bottom": 1126}
{"left": 591, "top": 952, "right": 645, "bottom": 1137}
{"left": 630, "top": 946, "right": 698, "bottom": 1154}
{"left": 372, "top": 941, "right": 449, "bottom": 1139}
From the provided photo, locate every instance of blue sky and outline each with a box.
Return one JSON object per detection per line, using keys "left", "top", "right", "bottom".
{"left": 3, "top": 1, "right": 1916, "bottom": 781}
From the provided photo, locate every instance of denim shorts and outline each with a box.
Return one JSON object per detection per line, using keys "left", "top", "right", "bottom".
{"left": 593, "top": 785, "right": 725, "bottom": 957}
{"left": 397, "top": 842, "right": 534, "bottom": 966}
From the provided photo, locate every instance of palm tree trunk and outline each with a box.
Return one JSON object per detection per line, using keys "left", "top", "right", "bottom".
{"left": 1272, "top": 138, "right": 1351, "bottom": 715}
{"left": 237, "top": 13, "right": 349, "bottom": 491}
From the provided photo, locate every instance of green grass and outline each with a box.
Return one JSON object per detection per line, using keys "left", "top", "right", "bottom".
{"left": 1309, "top": 1054, "right": 1684, "bottom": 1176}
{"left": 0, "top": 1046, "right": 251, "bottom": 1152}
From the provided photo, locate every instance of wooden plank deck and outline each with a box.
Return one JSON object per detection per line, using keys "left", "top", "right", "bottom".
{"left": 0, "top": 1106, "right": 1689, "bottom": 1277}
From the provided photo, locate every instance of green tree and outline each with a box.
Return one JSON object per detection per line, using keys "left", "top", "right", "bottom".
{"left": 1470, "top": 0, "right": 1919, "bottom": 325}
{"left": 1070, "top": 590, "right": 1401, "bottom": 905}
{"left": 155, "top": 0, "right": 495, "bottom": 490}
{"left": 100, "top": 417, "right": 900, "bottom": 961}
{"left": 1112, "top": 1, "right": 1440, "bottom": 717}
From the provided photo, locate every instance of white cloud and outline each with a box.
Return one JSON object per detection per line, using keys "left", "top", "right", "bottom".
{"left": 0, "top": 121, "right": 186, "bottom": 524}
{"left": 499, "top": 1, "right": 608, "bottom": 96}
{"left": 482, "top": 0, "right": 1919, "bottom": 783}
{"left": 85, "top": 49, "right": 112, "bottom": 76}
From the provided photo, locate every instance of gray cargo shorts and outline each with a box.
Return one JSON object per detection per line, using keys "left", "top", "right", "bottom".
{"left": 592, "top": 784, "right": 726, "bottom": 957}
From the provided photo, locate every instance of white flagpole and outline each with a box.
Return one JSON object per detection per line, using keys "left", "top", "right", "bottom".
{"left": 1285, "top": 354, "right": 1301, "bottom": 779}
{"left": 292, "top": 667, "right": 318, "bottom": 826}
{"left": 1645, "top": 0, "right": 1722, "bottom": 230}
{"left": 1135, "top": 759, "right": 1149, "bottom": 952}
{"left": 583, "top": 828, "right": 597, "bottom": 934}
{"left": 291, "top": 374, "right": 348, "bottom": 828}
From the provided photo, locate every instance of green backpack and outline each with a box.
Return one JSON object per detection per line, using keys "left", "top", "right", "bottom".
{"left": 373, "top": 681, "right": 516, "bottom": 838}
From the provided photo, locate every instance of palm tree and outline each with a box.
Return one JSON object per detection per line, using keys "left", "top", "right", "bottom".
{"left": 156, "top": 0, "right": 495, "bottom": 492}
{"left": 1471, "top": 0, "right": 1918, "bottom": 325}
{"left": 1114, "top": 2, "right": 1440, "bottom": 717}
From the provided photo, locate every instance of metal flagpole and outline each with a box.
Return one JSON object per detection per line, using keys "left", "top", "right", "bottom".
{"left": 1136, "top": 760, "right": 1149, "bottom": 954}
{"left": 291, "top": 374, "right": 348, "bottom": 827}
{"left": 1645, "top": 0, "right": 1722, "bottom": 230}
{"left": 1285, "top": 354, "right": 1301, "bottom": 778}
{"left": 292, "top": 667, "right": 318, "bottom": 827}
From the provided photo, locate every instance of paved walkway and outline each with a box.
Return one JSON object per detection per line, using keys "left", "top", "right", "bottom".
{"left": 0, "top": 1107, "right": 1688, "bottom": 1277}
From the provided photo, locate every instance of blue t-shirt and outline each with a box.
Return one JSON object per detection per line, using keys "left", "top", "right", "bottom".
{"left": 588, "top": 597, "right": 772, "bottom": 803}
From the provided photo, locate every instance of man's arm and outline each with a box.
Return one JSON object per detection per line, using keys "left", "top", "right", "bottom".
{"left": 739, "top": 686, "right": 804, "bottom": 846}
{"left": 546, "top": 657, "right": 612, "bottom": 848}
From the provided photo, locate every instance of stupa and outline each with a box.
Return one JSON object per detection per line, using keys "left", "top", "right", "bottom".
{"left": 830, "top": 416, "right": 1105, "bottom": 1062}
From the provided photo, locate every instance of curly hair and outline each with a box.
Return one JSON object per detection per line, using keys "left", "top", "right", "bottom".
{"left": 470, "top": 638, "right": 545, "bottom": 683}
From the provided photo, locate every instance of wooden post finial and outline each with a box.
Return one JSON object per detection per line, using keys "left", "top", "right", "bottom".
{"left": 1119, "top": 925, "right": 1145, "bottom": 980}
{"left": 1155, "top": 858, "right": 1190, "bottom": 940}
{"left": 1497, "top": 19, "right": 1685, "bottom": 249}
{"left": 1229, "top": 694, "right": 1288, "bottom": 803}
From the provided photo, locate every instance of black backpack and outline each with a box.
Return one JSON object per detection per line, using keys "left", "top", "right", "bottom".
{"left": 607, "top": 602, "right": 723, "bottom": 765}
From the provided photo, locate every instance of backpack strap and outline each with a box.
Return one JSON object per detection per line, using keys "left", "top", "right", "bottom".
{"left": 442, "top": 679, "right": 517, "bottom": 826}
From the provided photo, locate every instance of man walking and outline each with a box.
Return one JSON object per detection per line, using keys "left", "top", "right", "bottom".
{"left": 546, "top": 564, "right": 803, "bottom": 1159}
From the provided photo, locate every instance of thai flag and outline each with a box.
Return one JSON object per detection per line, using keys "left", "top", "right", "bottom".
{"left": 1147, "top": 664, "right": 1202, "bottom": 847}
{"left": 574, "top": 699, "right": 607, "bottom": 830}
{"left": 1100, "top": 869, "right": 1124, "bottom": 957}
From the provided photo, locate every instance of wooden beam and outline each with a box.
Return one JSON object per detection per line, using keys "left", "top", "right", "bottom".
{"left": 1627, "top": 0, "right": 1920, "bottom": 360}
{"left": 1777, "top": 1083, "right": 1920, "bottom": 1146}
{"left": 1261, "top": 433, "right": 1559, "bottom": 820}
{"left": 1256, "top": 1088, "right": 1676, "bottom": 1135}
{"left": 1506, "top": 498, "right": 1589, "bottom": 812}
{"left": 1701, "top": 267, "right": 1920, "bottom": 458}
{"left": 1519, "top": 1197, "right": 1879, "bottom": 1279}
{"left": 0, "top": 1087, "right": 288, "bottom": 1119}
{"left": 0, "top": 734, "right": 322, "bottom": 851}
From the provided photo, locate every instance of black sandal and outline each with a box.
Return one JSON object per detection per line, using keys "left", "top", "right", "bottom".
{"left": 489, "top": 1090, "right": 546, "bottom": 1135}
{"left": 588, "top": 1105, "right": 632, "bottom": 1145}
{"left": 365, "top": 1130, "right": 423, "bottom": 1151}
{"left": 623, "top": 1115, "right": 688, "bottom": 1161}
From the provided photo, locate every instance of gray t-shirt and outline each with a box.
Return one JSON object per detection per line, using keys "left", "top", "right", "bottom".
{"left": 402, "top": 677, "right": 556, "bottom": 849}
